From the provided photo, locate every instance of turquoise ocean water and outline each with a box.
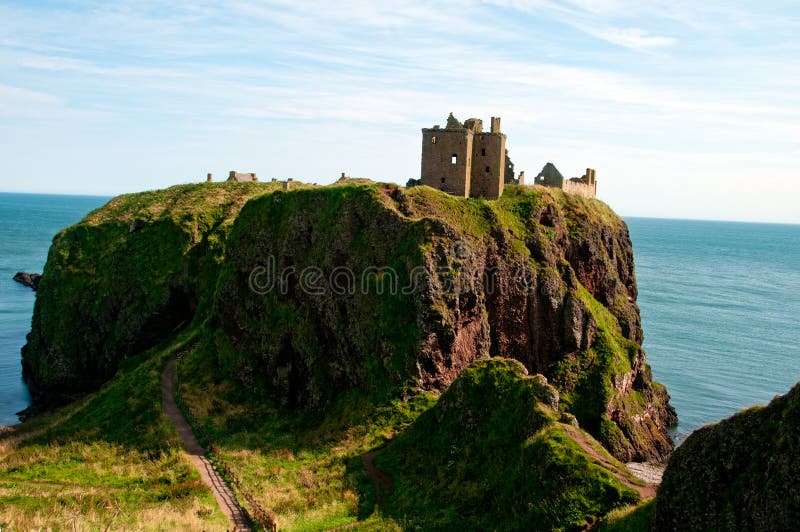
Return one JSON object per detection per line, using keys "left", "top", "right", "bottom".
{"left": 0, "top": 192, "right": 798, "bottom": 438}
{"left": 628, "top": 217, "right": 800, "bottom": 438}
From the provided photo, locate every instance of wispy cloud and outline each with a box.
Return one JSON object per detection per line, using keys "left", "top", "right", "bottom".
{"left": 580, "top": 27, "right": 677, "bottom": 49}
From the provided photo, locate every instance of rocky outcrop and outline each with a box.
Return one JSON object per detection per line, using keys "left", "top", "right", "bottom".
{"left": 23, "top": 180, "right": 674, "bottom": 461}
{"left": 653, "top": 382, "right": 800, "bottom": 530}
{"left": 378, "top": 358, "right": 640, "bottom": 530}
{"left": 13, "top": 271, "right": 41, "bottom": 290}
{"left": 215, "top": 183, "right": 675, "bottom": 461}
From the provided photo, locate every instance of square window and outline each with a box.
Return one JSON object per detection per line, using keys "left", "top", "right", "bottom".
{"left": 481, "top": 148, "right": 486, "bottom": 156}
{"left": 451, "top": 154, "right": 457, "bottom": 164}
{"left": 486, "top": 166, "right": 490, "bottom": 172}
{"left": 441, "top": 177, "right": 446, "bottom": 184}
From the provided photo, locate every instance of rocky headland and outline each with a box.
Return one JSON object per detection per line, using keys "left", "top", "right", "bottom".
{"left": 14, "top": 179, "right": 684, "bottom": 527}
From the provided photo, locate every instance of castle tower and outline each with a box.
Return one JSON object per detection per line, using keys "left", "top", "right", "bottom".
{"left": 420, "top": 113, "right": 474, "bottom": 197}
{"left": 470, "top": 117, "right": 506, "bottom": 199}
{"left": 420, "top": 113, "right": 506, "bottom": 199}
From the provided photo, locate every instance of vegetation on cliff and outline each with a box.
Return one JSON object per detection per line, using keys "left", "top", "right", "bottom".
{"left": 22, "top": 181, "right": 296, "bottom": 401}
{"left": 0, "top": 330, "right": 228, "bottom": 529}
{"left": 14, "top": 179, "right": 676, "bottom": 527}
{"left": 211, "top": 182, "right": 675, "bottom": 461}
{"left": 376, "top": 358, "right": 641, "bottom": 530}
{"left": 653, "top": 381, "right": 800, "bottom": 530}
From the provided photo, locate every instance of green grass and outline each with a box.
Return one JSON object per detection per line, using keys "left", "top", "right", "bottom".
{"left": 176, "top": 336, "right": 438, "bottom": 531}
{"left": 0, "top": 330, "right": 229, "bottom": 529}
{"left": 375, "top": 358, "right": 639, "bottom": 531}
{"left": 598, "top": 499, "right": 654, "bottom": 531}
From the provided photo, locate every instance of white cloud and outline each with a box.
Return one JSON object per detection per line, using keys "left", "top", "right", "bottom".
{"left": 581, "top": 27, "right": 677, "bottom": 49}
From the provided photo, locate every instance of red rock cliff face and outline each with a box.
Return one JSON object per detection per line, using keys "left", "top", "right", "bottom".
{"left": 409, "top": 190, "right": 675, "bottom": 461}
{"left": 216, "top": 184, "right": 675, "bottom": 462}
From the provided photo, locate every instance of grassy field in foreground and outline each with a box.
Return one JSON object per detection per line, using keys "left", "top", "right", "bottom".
{"left": 177, "top": 336, "right": 436, "bottom": 531}
{"left": 0, "top": 332, "right": 229, "bottom": 530}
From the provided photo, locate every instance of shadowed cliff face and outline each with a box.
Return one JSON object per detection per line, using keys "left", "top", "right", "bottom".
{"left": 20, "top": 182, "right": 284, "bottom": 406}
{"left": 23, "top": 181, "right": 675, "bottom": 461}
{"left": 214, "top": 183, "right": 675, "bottom": 461}
{"left": 653, "top": 381, "right": 800, "bottom": 530}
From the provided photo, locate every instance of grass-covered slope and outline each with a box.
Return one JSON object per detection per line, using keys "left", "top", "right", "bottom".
{"left": 376, "top": 358, "right": 640, "bottom": 530}
{"left": 22, "top": 181, "right": 289, "bottom": 401}
{"left": 12, "top": 179, "right": 677, "bottom": 528}
{"left": 0, "top": 331, "right": 228, "bottom": 529}
{"left": 653, "top": 381, "right": 800, "bottom": 530}
{"left": 175, "top": 342, "right": 646, "bottom": 530}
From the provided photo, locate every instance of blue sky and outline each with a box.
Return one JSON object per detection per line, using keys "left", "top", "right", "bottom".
{"left": 1, "top": 1, "right": 799, "bottom": 223}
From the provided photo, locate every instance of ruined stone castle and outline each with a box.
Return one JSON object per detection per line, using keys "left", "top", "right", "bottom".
{"left": 420, "top": 113, "right": 596, "bottom": 199}
{"left": 421, "top": 113, "right": 507, "bottom": 199}
{"left": 534, "top": 162, "right": 597, "bottom": 199}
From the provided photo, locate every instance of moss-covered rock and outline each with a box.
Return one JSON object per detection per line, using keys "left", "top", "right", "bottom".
{"left": 376, "top": 358, "right": 640, "bottom": 530}
{"left": 652, "top": 382, "right": 800, "bottom": 530}
{"left": 21, "top": 182, "right": 287, "bottom": 402}
{"left": 23, "top": 180, "right": 675, "bottom": 461}
{"left": 215, "top": 183, "right": 675, "bottom": 460}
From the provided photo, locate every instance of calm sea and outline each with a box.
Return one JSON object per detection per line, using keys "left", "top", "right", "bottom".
{"left": 0, "top": 194, "right": 798, "bottom": 437}
{"left": 628, "top": 217, "right": 800, "bottom": 438}
{"left": 0, "top": 193, "right": 109, "bottom": 425}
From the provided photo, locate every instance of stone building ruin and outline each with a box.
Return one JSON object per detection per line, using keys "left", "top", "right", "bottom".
{"left": 420, "top": 113, "right": 507, "bottom": 199}
{"left": 227, "top": 171, "right": 258, "bottom": 182}
{"left": 534, "top": 162, "right": 597, "bottom": 199}
{"left": 420, "top": 113, "right": 597, "bottom": 200}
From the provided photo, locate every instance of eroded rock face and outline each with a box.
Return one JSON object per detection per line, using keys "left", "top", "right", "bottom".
{"left": 24, "top": 181, "right": 674, "bottom": 461}
{"left": 653, "top": 382, "right": 800, "bottom": 530}
{"left": 215, "top": 184, "right": 675, "bottom": 461}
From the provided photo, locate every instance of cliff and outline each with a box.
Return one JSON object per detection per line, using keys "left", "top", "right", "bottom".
{"left": 22, "top": 180, "right": 675, "bottom": 462}
{"left": 377, "top": 357, "right": 642, "bottom": 529}
{"left": 21, "top": 182, "right": 288, "bottom": 402}
{"left": 653, "top": 382, "right": 800, "bottom": 530}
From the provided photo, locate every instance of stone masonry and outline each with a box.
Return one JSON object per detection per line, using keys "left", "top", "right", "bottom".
{"left": 227, "top": 171, "right": 258, "bottom": 182}
{"left": 421, "top": 114, "right": 597, "bottom": 200}
{"left": 421, "top": 113, "right": 506, "bottom": 199}
{"left": 535, "top": 163, "right": 597, "bottom": 199}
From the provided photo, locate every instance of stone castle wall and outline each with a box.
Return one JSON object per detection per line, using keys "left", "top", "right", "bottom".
{"left": 420, "top": 114, "right": 505, "bottom": 199}
{"left": 562, "top": 180, "right": 597, "bottom": 199}
{"left": 421, "top": 128, "right": 473, "bottom": 197}
{"left": 470, "top": 132, "right": 505, "bottom": 199}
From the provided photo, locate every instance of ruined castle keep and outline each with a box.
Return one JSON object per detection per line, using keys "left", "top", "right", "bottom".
{"left": 421, "top": 113, "right": 506, "bottom": 199}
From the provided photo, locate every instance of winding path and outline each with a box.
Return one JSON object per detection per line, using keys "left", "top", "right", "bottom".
{"left": 161, "top": 358, "right": 252, "bottom": 531}
{"left": 562, "top": 425, "right": 658, "bottom": 499}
